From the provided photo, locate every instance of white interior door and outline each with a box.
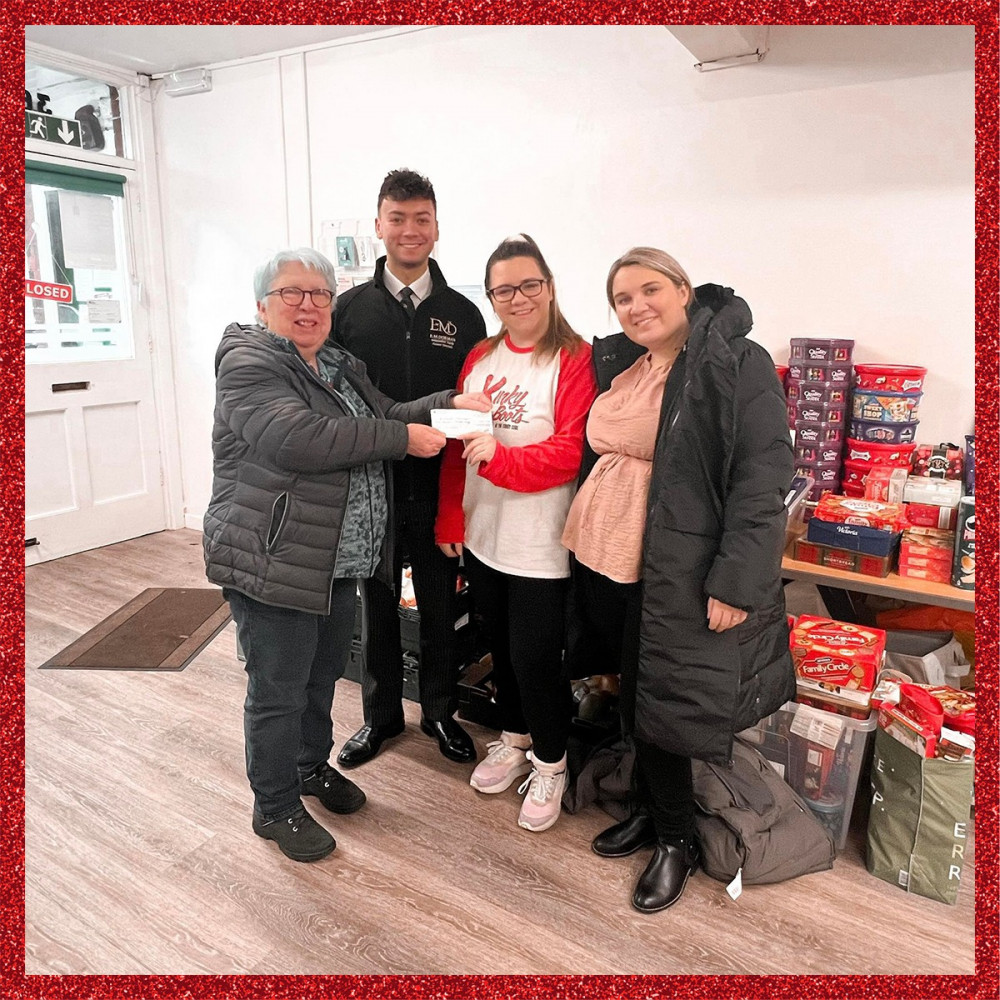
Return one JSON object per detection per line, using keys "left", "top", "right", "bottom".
{"left": 25, "top": 164, "right": 166, "bottom": 564}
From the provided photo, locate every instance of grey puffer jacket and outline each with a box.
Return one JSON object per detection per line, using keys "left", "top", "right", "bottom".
{"left": 204, "top": 323, "right": 455, "bottom": 615}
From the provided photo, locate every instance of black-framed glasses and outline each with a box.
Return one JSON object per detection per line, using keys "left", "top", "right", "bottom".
{"left": 264, "top": 286, "right": 334, "bottom": 307}
{"left": 486, "top": 278, "right": 548, "bottom": 303}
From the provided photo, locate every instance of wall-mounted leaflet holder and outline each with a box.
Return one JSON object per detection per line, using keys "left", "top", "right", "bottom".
{"left": 51, "top": 381, "right": 91, "bottom": 393}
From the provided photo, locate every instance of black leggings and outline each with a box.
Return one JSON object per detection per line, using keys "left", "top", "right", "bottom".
{"left": 463, "top": 550, "right": 572, "bottom": 764}
{"left": 573, "top": 560, "right": 695, "bottom": 842}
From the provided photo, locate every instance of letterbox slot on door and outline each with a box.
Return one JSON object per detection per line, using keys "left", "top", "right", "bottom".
{"left": 51, "top": 381, "right": 91, "bottom": 393}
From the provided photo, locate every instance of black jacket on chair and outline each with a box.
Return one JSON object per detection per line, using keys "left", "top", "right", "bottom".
{"left": 591, "top": 284, "right": 795, "bottom": 765}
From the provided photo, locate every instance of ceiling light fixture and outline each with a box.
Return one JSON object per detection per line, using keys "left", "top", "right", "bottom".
{"left": 163, "top": 68, "right": 213, "bottom": 96}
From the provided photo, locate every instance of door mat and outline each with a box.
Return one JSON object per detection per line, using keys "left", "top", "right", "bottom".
{"left": 40, "top": 588, "right": 231, "bottom": 671}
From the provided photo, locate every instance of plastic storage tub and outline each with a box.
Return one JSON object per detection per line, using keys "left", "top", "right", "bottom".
{"left": 788, "top": 361, "right": 852, "bottom": 384}
{"left": 844, "top": 439, "right": 917, "bottom": 467}
{"left": 852, "top": 390, "right": 921, "bottom": 423}
{"left": 789, "top": 338, "right": 855, "bottom": 363}
{"left": 842, "top": 459, "right": 874, "bottom": 492}
{"left": 739, "top": 700, "right": 877, "bottom": 850}
{"left": 795, "top": 461, "right": 840, "bottom": 487}
{"left": 789, "top": 400, "right": 847, "bottom": 426}
{"left": 786, "top": 381, "right": 849, "bottom": 405}
{"left": 849, "top": 419, "right": 919, "bottom": 444}
{"left": 794, "top": 420, "right": 845, "bottom": 444}
{"left": 795, "top": 441, "right": 843, "bottom": 465}
{"left": 853, "top": 364, "right": 927, "bottom": 393}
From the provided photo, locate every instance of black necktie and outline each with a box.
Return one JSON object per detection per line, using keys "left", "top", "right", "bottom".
{"left": 400, "top": 286, "right": 416, "bottom": 324}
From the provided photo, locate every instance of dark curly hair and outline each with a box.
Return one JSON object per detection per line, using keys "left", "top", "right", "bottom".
{"left": 377, "top": 169, "right": 436, "bottom": 211}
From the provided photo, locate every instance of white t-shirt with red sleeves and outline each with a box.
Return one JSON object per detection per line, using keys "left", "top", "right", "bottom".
{"left": 436, "top": 334, "right": 597, "bottom": 579}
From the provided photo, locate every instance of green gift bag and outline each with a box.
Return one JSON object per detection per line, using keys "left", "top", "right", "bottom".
{"left": 866, "top": 728, "right": 973, "bottom": 904}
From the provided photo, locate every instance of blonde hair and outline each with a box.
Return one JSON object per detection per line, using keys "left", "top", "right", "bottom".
{"left": 482, "top": 233, "right": 584, "bottom": 361}
{"left": 606, "top": 247, "right": 694, "bottom": 309}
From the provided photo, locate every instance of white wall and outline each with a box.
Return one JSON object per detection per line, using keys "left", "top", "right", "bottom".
{"left": 151, "top": 25, "right": 975, "bottom": 525}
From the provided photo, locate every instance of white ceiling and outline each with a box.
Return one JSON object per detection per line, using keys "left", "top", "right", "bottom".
{"left": 25, "top": 25, "right": 400, "bottom": 75}
{"left": 25, "top": 23, "right": 974, "bottom": 80}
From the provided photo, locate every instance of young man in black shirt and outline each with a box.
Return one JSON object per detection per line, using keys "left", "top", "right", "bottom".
{"left": 333, "top": 169, "right": 487, "bottom": 768}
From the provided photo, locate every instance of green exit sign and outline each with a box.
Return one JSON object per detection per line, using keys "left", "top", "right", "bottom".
{"left": 25, "top": 111, "right": 82, "bottom": 148}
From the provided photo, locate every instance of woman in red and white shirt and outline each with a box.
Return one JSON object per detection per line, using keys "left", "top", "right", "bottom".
{"left": 436, "top": 234, "right": 597, "bottom": 833}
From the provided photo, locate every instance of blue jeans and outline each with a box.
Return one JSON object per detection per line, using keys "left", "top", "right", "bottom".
{"left": 225, "top": 581, "right": 356, "bottom": 821}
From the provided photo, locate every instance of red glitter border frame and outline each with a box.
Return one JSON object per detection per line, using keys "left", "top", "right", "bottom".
{"left": 5, "top": 2, "right": 997, "bottom": 998}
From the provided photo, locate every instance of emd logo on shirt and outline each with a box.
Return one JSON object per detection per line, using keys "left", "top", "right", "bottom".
{"left": 429, "top": 317, "right": 457, "bottom": 348}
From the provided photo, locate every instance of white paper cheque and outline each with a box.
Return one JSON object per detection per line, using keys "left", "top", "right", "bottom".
{"left": 430, "top": 408, "right": 494, "bottom": 437}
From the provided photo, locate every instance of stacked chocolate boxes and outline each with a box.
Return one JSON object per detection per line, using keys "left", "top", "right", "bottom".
{"left": 786, "top": 338, "right": 854, "bottom": 504}
{"left": 796, "top": 492, "right": 907, "bottom": 578}
{"left": 843, "top": 365, "right": 925, "bottom": 496}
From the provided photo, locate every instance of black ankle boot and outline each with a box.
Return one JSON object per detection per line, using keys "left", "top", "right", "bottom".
{"left": 631, "top": 837, "right": 699, "bottom": 913}
{"left": 592, "top": 812, "right": 657, "bottom": 858}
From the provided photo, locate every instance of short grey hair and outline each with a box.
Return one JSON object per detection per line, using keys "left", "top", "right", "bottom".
{"left": 253, "top": 247, "right": 338, "bottom": 304}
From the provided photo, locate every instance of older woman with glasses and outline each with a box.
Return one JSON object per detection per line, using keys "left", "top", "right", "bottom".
{"left": 204, "top": 247, "right": 489, "bottom": 863}
{"left": 436, "top": 234, "right": 597, "bottom": 834}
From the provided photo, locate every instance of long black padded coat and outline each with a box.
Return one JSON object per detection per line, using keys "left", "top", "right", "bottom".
{"left": 203, "top": 322, "right": 455, "bottom": 616}
{"left": 590, "top": 284, "right": 795, "bottom": 766}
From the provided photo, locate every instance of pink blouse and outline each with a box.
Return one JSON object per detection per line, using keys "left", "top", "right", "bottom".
{"left": 562, "top": 353, "right": 670, "bottom": 583}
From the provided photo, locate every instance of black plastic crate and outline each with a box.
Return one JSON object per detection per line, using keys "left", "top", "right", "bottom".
{"left": 342, "top": 639, "right": 420, "bottom": 703}
{"left": 343, "top": 639, "right": 364, "bottom": 685}
{"left": 354, "top": 588, "right": 473, "bottom": 656}
{"left": 401, "top": 651, "right": 420, "bottom": 702}
{"left": 457, "top": 659, "right": 502, "bottom": 731}
{"left": 399, "top": 586, "right": 472, "bottom": 653}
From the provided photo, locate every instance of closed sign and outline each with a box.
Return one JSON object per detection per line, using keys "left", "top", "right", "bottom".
{"left": 25, "top": 279, "right": 73, "bottom": 302}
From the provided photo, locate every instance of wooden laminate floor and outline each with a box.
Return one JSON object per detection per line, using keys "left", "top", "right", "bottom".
{"left": 24, "top": 530, "right": 976, "bottom": 975}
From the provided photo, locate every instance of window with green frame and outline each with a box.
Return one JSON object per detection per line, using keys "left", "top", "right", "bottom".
{"left": 25, "top": 160, "right": 135, "bottom": 364}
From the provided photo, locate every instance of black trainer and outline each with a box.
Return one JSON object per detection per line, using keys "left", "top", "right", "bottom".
{"left": 300, "top": 762, "right": 367, "bottom": 814}
{"left": 252, "top": 806, "right": 335, "bottom": 862}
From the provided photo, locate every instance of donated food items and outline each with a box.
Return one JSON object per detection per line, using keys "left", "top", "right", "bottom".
{"left": 911, "top": 442, "right": 964, "bottom": 479}
{"left": 951, "top": 496, "right": 974, "bottom": 590}
{"left": 789, "top": 615, "right": 886, "bottom": 710}
{"left": 846, "top": 364, "right": 925, "bottom": 498}
{"left": 787, "top": 340, "right": 854, "bottom": 504}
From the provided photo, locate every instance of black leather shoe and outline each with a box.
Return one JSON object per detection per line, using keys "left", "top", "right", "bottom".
{"left": 300, "top": 762, "right": 366, "bottom": 814}
{"left": 252, "top": 806, "right": 335, "bottom": 862}
{"left": 336, "top": 720, "right": 405, "bottom": 769}
{"left": 420, "top": 716, "right": 476, "bottom": 763}
{"left": 592, "top": 812, "right": 657, "bottom": 858}
{"left": 631, "top": 838, "right": 700, "bottom": 913}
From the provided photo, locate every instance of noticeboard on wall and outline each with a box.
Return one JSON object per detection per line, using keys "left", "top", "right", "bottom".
{"left": 319, "top": 219, "right": 383, "bottom": 295}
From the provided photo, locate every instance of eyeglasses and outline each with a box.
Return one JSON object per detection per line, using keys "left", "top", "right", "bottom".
{"left": 264, "top": 287, "right": 334, "bottom": 307}
{"left": 486, "top": 278, "right": 548, "bottom": 303}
